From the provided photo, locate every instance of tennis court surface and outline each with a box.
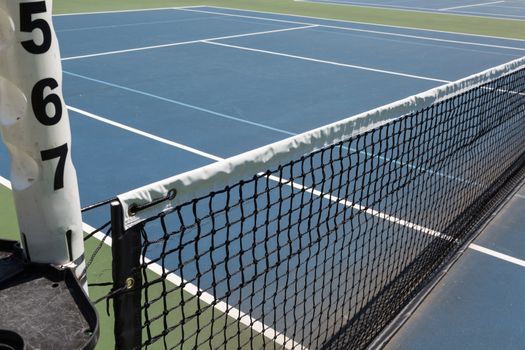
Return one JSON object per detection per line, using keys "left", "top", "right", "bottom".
{"left": 1, "top": 3, "right": 525, "bottom": 349}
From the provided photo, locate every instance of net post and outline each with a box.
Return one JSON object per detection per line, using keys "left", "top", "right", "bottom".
{"left": 0, "top": 0, "right": 85, "bottom": 287}
{"left": 111, "top": 200, "right": 142, "bottom": 349}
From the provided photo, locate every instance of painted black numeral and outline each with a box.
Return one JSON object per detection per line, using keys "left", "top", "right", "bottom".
{"left": 20, "top": 1, "right": 52, "bottom": 54}
{"left": 41, "top": 143, "right": 68, "bottom": 190}
{"left": 32, "top": 78, "right": 62, "bottom": 126}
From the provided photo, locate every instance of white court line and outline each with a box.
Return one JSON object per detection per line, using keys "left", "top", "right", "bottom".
{"left": 306, "top": 0, "right": 525, "bottom": 20}
{"left": 61, "top": 25, "right": 318, "bottom": 61}
{"left": 85, "top": 222, "right": 306, "bottom": 350}
{"left": 299, "top": 0, "right": 506, "bottom": 14}
{"left": 451, "top": 9, "right": 525, "bottom": 20}
{"left": 516, "top": 194, "right": 525, "bottom": 199}
{"left": 179, "top": 7, "right": 525, "bottom": 50}
{"left": 497, "top": 5, "right": 525, "bottom": 10}
{"left": 439, "top": 1, "right": 505, "bottom": 11}
{"left": 470, "top": 243, "right": 525, "bottom": 267}
{"left": 140, "top": 252, "right": 306, "bottom": 350}
{"left": 199, "top": 5, "right": 525, "bottom": 40}
{"left": 296, "top": 0, "right": 435, "bottom": 12}
{"left": 64, "top": 71, "right": 295, "bottom": 136}
{"left": 66, "top": 106, "right": 223, "bottom": 162}
{"left": 56, "top": 16, "right": 215, "bottom": 34}
{"left": 203, "top": 40, "right": 449, "bottom": 83}
{"left": 296, "top": 0, "right": 525, "bottom": 21}
{"left": 284, "top": 178, "right": 454, "bottom": 242}
{"left": 53, "top": 6, "right": 201, "bottom": 17}
{"left": 0, "top": 175, "right": 11, "bottom": 189}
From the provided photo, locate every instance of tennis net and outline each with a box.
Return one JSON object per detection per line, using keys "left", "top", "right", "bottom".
{"left": 109, "top": 57, "right": 525, "bottom": 350}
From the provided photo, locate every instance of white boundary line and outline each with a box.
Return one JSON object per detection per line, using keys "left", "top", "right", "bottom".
{"left": 53, "top": 5, "right": 201, "bottom": 17}
{"left": 498, "top": 4, "right": 525, "bottom": 10}
{"left": 311, "top": 23, "right": 525, "bottom": 52}
{"left": 66, "top": 106, "right": 223, "bottom": 162}
{"left": 61, "top": 25, "right": 318, "bottom": 61}
{"left": 140, "top": 251, "right": 306, "bottom": 350}
{"left": 295, "top": 0, "right": 525, "bottom": 22}
{"left": 179, "top": 6, "right": 525, "bottom": 50}
{"left": 85, "top": 222, "right": 306, "bottom": 350}
{"left": 203, "top": 40, "right": 449, "bottom": 83}
{"left": 63, "top": 72, "right": 296, "bottom": 136}
{"left": 296, "top": 0, "right": 436, "bottom": 12}
{"left": 448, "top": 8, "right": 525, "bottom": 20}
{"left": 0, "top": 175, "right": 11, "bottom": 189}
{"left": 56, "top": 16, "right": 214, "bottom": 34}
{"left": 470, "top": 243, "right": 525, "bottom": 267}
{"left": 176, "top": 9, "right": 525, "bottom": 51}
{"left": 439, "top": 1, "right": 506, "bottom": 12}
{"left": 286, "top": 179, "right": 454, "bottom": 242}
{"left": 69, "top": 106, "right": 308, "bottom": 347}
{"left": 200, "top": 5, "right": 525, "bottom": 42}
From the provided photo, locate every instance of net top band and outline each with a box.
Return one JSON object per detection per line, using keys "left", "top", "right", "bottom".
{"left": 117, "top": 56, "right": 525, "bottom": 230}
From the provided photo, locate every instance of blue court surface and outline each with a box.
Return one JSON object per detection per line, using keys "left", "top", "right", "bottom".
{"left": 299, "top": 0, "right": 525, "bottom": 20}
{"left": 1, "top": 5, "right": 525, "bottom": 348}
{"left": 385, "top": 182, "right": 525, "bottom": 349}
{"left": 31, "top": 6, "right": 525, "bottom": 208}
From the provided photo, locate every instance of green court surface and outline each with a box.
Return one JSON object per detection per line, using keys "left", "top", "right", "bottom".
{"left": 0, "top": 184, "right": 115, "bottom": 349}
{"left": 0, "top": 185, "right": 18, "bottom": 241}
{"left": 1, "top": 1, "right": 524, "bottom": 349}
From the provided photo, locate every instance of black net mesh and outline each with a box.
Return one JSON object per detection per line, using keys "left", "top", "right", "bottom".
{"left": 118, "top": 66, "right": 525, "bottom": 349}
